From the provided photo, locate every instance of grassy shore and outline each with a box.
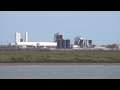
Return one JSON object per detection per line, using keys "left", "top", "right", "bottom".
{"left": 0, "top": 50, "right": 120, "bottom": 63}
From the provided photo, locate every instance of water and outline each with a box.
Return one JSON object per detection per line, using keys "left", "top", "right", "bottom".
{"left": 0, "top": 65, "right": 120, "bottom": 79}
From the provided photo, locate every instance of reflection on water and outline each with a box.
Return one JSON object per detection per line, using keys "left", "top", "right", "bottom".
{"left": 0, "top": 65, "right": 120, "bottom": 79}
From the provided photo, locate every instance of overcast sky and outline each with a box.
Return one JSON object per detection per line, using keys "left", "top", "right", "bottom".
{"left": 0, "top": 11, "right": 120, "bottom": 45}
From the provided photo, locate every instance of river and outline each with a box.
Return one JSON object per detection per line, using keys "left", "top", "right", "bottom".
{"left": 0, "top": 63, "right": 120, "bottom": 79}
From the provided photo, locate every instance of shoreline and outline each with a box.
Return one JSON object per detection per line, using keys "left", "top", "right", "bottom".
{"left": 0, "top": 63, "right": 120, "bottom": 66}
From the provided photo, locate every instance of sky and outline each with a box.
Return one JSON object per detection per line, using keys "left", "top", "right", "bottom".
{"left": 0, "top": 11, "right": 120, "bottom": 45}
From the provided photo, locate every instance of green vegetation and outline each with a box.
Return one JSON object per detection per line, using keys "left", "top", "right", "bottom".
{"left": 0, "top": 50, "right": 120, "bottom": 63}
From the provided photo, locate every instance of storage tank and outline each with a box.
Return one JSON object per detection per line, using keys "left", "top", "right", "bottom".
{"left": 15, "top": 32, "right": 18, "bottom": 43}
{"left": 24, "top": 32, "right": 28, "bottom": 42}
{"left": 36, "top": 42, "right": 57, "bottom": 47}
{"left": 16, "top": 42, "right": 37, "bottom": 47}
{"left": 66, "top": 39, "right": 70, "bottom": 49}
{"left": 54, "top": 32, "right": 63, "bottom": 42}
{"left": 62, "top": 39, "right": 66, "bottom": 49}
{"left": 18, "top": 33, "right": 20, "bottom": 42}
{"left": 57, "top": 39, "right": 62, "bottom": 49}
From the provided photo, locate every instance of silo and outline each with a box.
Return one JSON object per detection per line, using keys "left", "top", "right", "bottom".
{"left": 66, "top": 39, "right": 70, "bottom": 49}
{"left": 57, "top": 39, "right": 62, "bottom": 49}
{"left": 54, "top": 32, "right": 62, "bottom": 42}
{"left": 15, "top": 32, "right": 18, "bottom": 43}
{"left": 18, "top": 33, "right": 20, "bottom": 42}
{"left": 62, "top": 39, "right": 66, "bottom": 49}
{"left": 24, "top": 32, "right": 28, "bottom": 42}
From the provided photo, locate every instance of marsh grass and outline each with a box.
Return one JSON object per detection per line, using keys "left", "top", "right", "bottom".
{"left": 0, "top": 51, "right": 120, "bottom": 63}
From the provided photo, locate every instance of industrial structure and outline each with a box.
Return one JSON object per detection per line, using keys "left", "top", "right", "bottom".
{"left": 1, "top": 32, "right": 117, "bottom": 50}
{"left": 57, "top": 39, "right": 70, "bottom": 49}
{"left": 24, "top": 32, "right": 28, "bottom": 42}
{"left": 8, "top": 32, "right": 93, "bottom": 50}
{"left": 7, "top": 31, "right": 120, "bottom": 51}
{"left": 9, "top": 32, "right": 57, "bottom": 48}
{"left": 73, "top": 36, "right": 93, "bottom": 48}
{"left": 54, "top": 32, "right": 70, "bottom": 49}
{"left": 54, "top": 32, "right": 63, "bottom": 42}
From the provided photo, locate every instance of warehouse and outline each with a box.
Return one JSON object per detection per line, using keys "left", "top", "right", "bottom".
{"left": 9, "top": 32, "right": 57, "bottom": 48}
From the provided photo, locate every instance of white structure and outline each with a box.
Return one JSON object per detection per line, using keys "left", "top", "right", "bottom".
{"left": 71, "top": 45, "right": 80, "bottom": 49}
{"left": 37, "top": 42, "right": 57, "bottom": 47}
{"left": 11, "top": 32, "right": 57, "bottom": 48}
{"left": 15, "top": 42, "right": 57, "bottom": 48}
{"left": 15, "top": 42, "right": 37, "bottom": 47}
{"left": 18, "top": 33, "right": 20, "bottom": 42}
{"left": 14, "top": 32, "right": 21, "bottom": 43}
{"left": 24, "top": 32, "right": 28, "bottom": 42}
{"left": 74, "top": 36, "right": 84, "bottom": 45}
{"left": 15, "top": 32, "right": 18, "bottom": 43}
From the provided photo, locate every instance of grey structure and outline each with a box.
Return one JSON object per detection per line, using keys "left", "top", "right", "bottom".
{"left": 66, "top": 39, "right": 70, "bottom": 49}
{"left": 62, "top": 39, "right": 66, "bottom": 49}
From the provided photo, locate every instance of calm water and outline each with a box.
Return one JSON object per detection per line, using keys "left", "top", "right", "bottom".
{"left": 0, "top": 65, "right": 120, "bottom": 79}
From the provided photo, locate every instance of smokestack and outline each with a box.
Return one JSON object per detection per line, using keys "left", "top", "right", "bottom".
{"left": 24, "top": 32, "right": 28, "bottom": 42}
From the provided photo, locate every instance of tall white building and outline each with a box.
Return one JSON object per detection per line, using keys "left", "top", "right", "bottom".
{"left": 18, "top": 33, "right": 20, "bottom": 42}
{"left": 15, "top": 32, "right": 18, "bottom": 43}
{"left": 24, "top": 32, "right": 28, "bottom": 42}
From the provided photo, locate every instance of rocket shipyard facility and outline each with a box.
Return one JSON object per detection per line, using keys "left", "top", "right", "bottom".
{"left": 9, "top": 32, "right": 57, "bottom": 48}
{"left": 1, "top": 30, "right": 119, "bottom": 51}
{"left": 8, "top": 32, "right": 97, "bottom": 50}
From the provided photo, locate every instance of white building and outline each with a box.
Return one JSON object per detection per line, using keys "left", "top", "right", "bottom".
{"left": 9, "top": 32, "right": 57, "bottom": 48}
{"left": 24, "top": 32, "right": 28, "bottom": 42}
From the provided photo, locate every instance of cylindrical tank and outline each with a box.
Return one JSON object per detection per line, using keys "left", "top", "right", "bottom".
{"left": 66, "top": 39, "right": 70, "bottom": 49}
{"left": 54, "top": 32, "right": 62, "bottom": 42}
{"left": 62, "top": 39, "right": 66, "bottom": 49}
{"left": 57, "top": 39, "right": 62, "bottom": 49}
{"left": 36, "top": 42, "right": 57, "bottom": 47}
{"left": 24, "top": 32, "right": 28, "bottom": 42}
{"left": 18, "top": 33, "right": 20, "bottom": 42}
{"left": 15, "top": 32, "right": 18, "bottom": 43}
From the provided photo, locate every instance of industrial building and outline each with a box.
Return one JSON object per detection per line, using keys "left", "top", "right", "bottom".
{"left": 8, "top": 32, "right": 92, "bottom": 50}
{"left": 54, "top": 32, "right": 70, "bottom": 49}
{"left": 8, "top": 31, "right": 120, "bottom": 51}
{"left": 9, "top": 32, "right": 57, "bottom": 49}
